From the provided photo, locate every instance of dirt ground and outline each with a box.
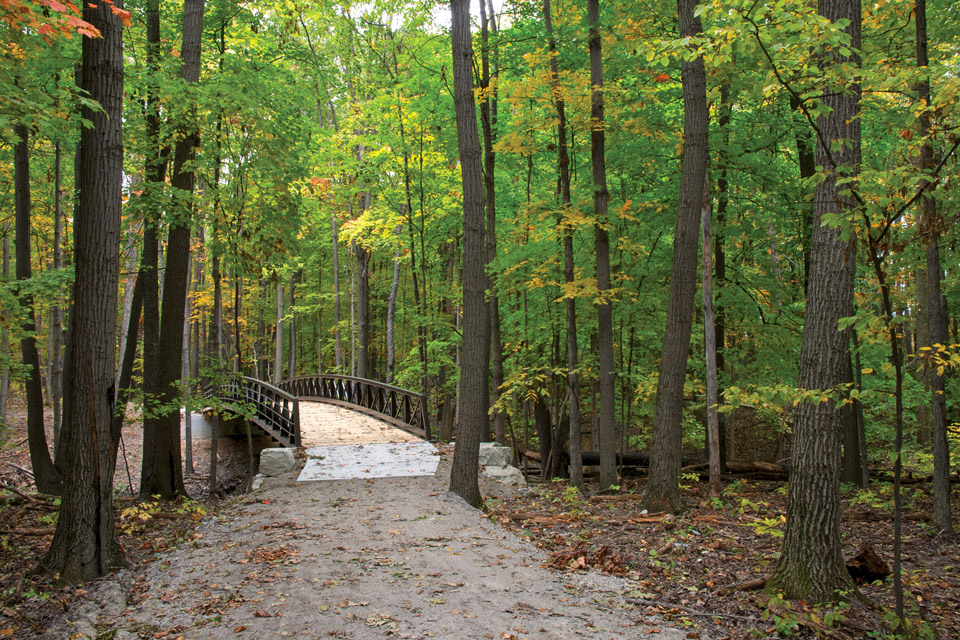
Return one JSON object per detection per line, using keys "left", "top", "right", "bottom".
{"left": 1, "top": 399, "right": 687, "bottom": 639}
{"left": 1, "top": 394, "right": 958, "bottom": 639}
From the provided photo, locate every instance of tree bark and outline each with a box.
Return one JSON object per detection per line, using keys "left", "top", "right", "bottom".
{"left": 14, "top": 125, "right": 60, "bottom": 495}
{"left": 588, "top": 0, "right": 615, "bottom": 491}
{"left": 274, "top": 280, "right": 284, "bottom": 384}
{"left": 386, "top": 225, "right": 401, "bottom": 384}
{"left": 701, "top": 182, "right": 721, "bottom": 497}
{"left": 38, "top": 0, "right": 127, "bottom": 581}
{"left": 288, "top": 273, "right": 297, "bottom": 379}
{"left": 50, "top": 142, "right": 65, "bottom": 448}
{"left": 543, "top": 0, "right": 584, "bottom": 492}
{"left": 448, "top": 0, "right": 487, "bottom": 509}
{"left": 645, "top": 0, "right": 708, "bottom": 513}
{"left": 0, "top": 232, "right": 9, "bottom": 428}
{"left": 915, "top": 0, "right": 952, "bottom": 536}
{"left": 140, "top": 0, "right": 205, "bottom": 499}
{"left": 479, "top": 0, "right": 503, "bottom": 445}
{"left": 332, "top": 215, "right": 342, "bottom": 371}
{"left": 768, "top": 0, "right": 861, "bottom": 603}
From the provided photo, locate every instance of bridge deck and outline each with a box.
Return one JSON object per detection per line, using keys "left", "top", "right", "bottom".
{"left": 298, "top": 401, "right": 422, "bottom": 448}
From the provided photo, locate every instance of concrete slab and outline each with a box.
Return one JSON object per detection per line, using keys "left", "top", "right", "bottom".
{"left": 298, "top": 441, "right": 440, "bottom": 482}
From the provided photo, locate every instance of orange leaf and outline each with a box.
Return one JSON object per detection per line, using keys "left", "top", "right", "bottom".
{"left": 109, "top": 4, "right": 131, "bottom": 26}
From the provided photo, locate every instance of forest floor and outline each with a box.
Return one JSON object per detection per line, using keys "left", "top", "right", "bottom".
{"left": 488, "top": 473, "right": 960, "bottom": 640}
{"left": 0, "top": 395, "right": 957, "bottom": 640}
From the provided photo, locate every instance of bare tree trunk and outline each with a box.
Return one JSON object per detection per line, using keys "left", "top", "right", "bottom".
{"left": 448, "top": 0, "right": 486, "bottom": 508}
{"left": 14, "top": 125, "right": 60, "bottom": 494}
{"left": 355, "top": 242, "right": 370, "bottom": 379}
{"left": 588, "top": 0, "right": 615, "bottom": 491}
{"left": 0, "top": 232, "right": 9, "bottom": 427}
{"left": 332, "top": 215, "right": 342, "bottom": 371}
{"left": 38, "top": 0, "right": 127, "bottom": 580}
{"left": 349, "top": 239, "right": 356, "bottom": 377}
{"left": 50, "top": 142, "right": 65, "bottom": 448}
{"left": 386, "top": 226, "right": 401, "bottom": 384}
{"left": 768, "top": 0, "right": 861, "bottom": 603}
{"left": 701, "top": 182, "right": 721, "bottom": 497}
{"left": 645, "top": 0, "right": 708, "bottom": 513}
{"left": 182, "top": 252, "right": 194, "bottom": 475}
{"left": 479, "top": 0, "right": 502, "bottom": 445}
{"left": 274, "top": 280, "right": 283, "bottom": 385}
{"left": 544, "top": 0, "right": 583, "bottom": 491}
{"left": 287, "top": 273, "right": 296, "bottom": 379}
{"left": 140, "top": 0, "right": 205, "bottom": 499}
{"left": 911, "top": 0, "right": 952, "bottom": 538}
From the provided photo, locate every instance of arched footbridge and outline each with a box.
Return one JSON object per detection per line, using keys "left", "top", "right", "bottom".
{"left": 210, "top": 374, "right": 430, "bottom": 449}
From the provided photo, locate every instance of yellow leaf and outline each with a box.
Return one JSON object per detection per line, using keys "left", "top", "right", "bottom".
{"left": 861, "top": 367, "right": 873, "bottom": 374}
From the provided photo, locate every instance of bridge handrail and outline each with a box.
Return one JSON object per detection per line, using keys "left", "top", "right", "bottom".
{"left": 279, "top": 374, "right": 430, "bottom": 441}
{"left": 209, "top": 376, "right": 301, "bottom": 448}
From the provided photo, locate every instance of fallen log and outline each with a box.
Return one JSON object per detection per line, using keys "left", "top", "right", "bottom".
{"left": 725, "top": 461, "right": 788, "bottom": 474}
{"left": 0, "top": 527, "right": 55, "bottom": 536}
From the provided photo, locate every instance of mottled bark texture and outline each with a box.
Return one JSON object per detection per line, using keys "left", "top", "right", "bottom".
{"left": 588, "top": 0, "right": 616, "bottom": 491}
{"left": 14, "top": 125, "right": 60, "bottom": 494}
{"left": 645, "top": 0, "right": 708, "bottom": 513}
{"left": 140, "top": 0, "right": 205, "bottom": 499}
{"left": 768, "top": 0, "right": 861, "bottom": 602}
{"left": 448, "top": 0, "right": 487, "bottom": 509}
{"left": 39, "top": 0, "right": 127, "bottom": 582}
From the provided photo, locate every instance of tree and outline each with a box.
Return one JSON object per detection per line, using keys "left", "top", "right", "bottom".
{"left": 448, "top": 0, "right": 486, "bottom": 509}
{"left": 587, "top": 0, "right": 615, "bottom": 491}
{"left": 140, "top": 0, "right": 206, "bottom": 499}
{"left": 38, "top": 0, "right": 128, "bottom": 582}
{"left": 13, "top": 124, "right": 60, "bottom": 494}
{"left": 645, "top": 0, "right": 708, "bottom": 513}
{"left": 767, "top": 0, "right": 862, "bottom": 603}
{"left": 915, "top": 0, "right": 952, "bottom": 538}
{"left": 543, "top": 0, "right": 582, "bottom": 484}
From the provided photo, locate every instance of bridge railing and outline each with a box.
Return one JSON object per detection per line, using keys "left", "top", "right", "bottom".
{"left": 279, "top": 374, "right": 430, "bottom": 441}
{"left": 210, "top": 376, "right": 301, "bottom": 448}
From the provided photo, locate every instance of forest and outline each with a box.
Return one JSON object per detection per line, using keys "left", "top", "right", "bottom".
{"left": 1, "top": 0, "right": 959, "bottom": 636}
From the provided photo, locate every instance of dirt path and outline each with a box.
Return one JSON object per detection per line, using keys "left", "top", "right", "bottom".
{"left": 59, "top": 448, "right": 687, "bottom": 640}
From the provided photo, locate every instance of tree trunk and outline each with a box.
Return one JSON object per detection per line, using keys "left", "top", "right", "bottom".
{"left": 355, "top": 242, "right": 371, "bottom": 379}
{"left": 50, "top": 142, "right": 65, "bottom": 448}
{"left": 448, "top": 0, "right": 486, "bottom": 509}
{"left": 841, "top": 351, "right": 866, "bottom": 487}
{"left": 588, "top": 0, "right": 615, "bottom": 491}
{"left": 288, "top": 273, "right": 297, "bottom": 379}
{"left": 332, "top": 215, "right": 342, "bottom": 371}
{"left": 0, "top": 233, "right": 9, "bottom": 428}
{"left": 38, "top": 0, "right": 127, "bottom": 581}
{"left": 645, "top": 0, "right": 708, "bottom": 513}
{"left": 14, "top": 125, "right": 60, "bottom": 495}
{"left": 182, "top": 252, "right": 194, "bottom": 475}
{"left": 915, "top": 0, "right": 952, "bottom": 536}
{"left": 274, "top": 280, "right": 284, "bottom": 384}
{"left": 479, "top": 0, "right": 503, "bottom": 445}
{"left": 543, "top": 0, "right": 584, "bottom": 492}
{"left": 140, "top": 0, "right": 205, "bottom": 499}
{"left": 701, "top": 182, "right": 721, "bottom": 497}
{"left": 111, "top": 267, "right": 143, "bottom": 471}
{"left": 386, "top": 225, "right": 401, "bottom": 384}
{"left": 768, "top": 0, "right": 861, "bottom": 603}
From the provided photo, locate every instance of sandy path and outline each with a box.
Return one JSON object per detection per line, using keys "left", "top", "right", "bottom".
{"left": 93, "top": 449, "right": 686, "bottom": 640}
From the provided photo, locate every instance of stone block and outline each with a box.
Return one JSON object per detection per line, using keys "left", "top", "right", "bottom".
{"left": 478, "top": 442, "right": 512, "bottom": 468}
{"left": 482, "top": 465, "right": 526, "bottom": 485}
{"left": 259, "top": 448, "right": 296, "bottom": 476}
